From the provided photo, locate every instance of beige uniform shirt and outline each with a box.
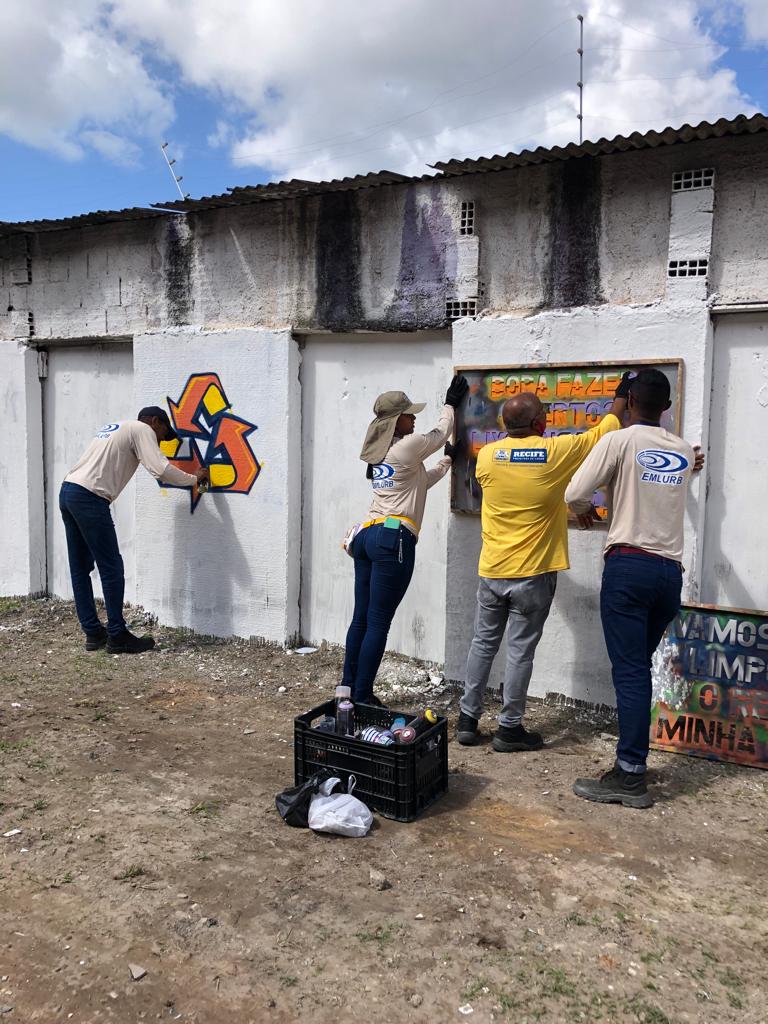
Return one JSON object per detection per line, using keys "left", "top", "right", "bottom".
{"left": 564, "top": 424, "right": 695, "bottom": 562}
{"left": 65, "top": 420, "right": 198, "bottom": 502}
{"left": 367, "top": 406, "right": 454, "bottom": 534}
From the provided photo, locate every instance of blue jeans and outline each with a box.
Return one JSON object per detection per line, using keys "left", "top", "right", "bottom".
{"left": 600, "top": 551, "right": 683, "bottom": 773}
{"left": 342, "top": 523, "right": 417, "bottom": 701}
{"left": 59, "top": 482, "right": 127, "bottom": 637}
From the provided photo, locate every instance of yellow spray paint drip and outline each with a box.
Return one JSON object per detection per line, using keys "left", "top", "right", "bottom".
{"left": 203, "top": 385, "right": 227, "bottom": 417}
{"left": 209, "top": 464, "right": 236, "bottom": 488}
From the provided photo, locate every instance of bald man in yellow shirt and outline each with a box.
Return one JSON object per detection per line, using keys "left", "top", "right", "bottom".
{"left": 456, "top": 376, "right": 631, "bottom": 752}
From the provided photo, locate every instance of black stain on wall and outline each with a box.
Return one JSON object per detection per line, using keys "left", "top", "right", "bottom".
{"left": 545, "top": 157, "right": 604, "bottom": 308}
{"left": 314, "top": 192, "right": 362, "bottom": 329}
{"left": 164, "top": 216, "right": 194, "bottom": 325}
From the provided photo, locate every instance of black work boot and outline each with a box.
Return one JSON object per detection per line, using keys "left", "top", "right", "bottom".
{"left": 492, "top": 723, "right": 543, "bottom": 752}
{"left": 456, "top": 712, "right": 479, "bottom": 746}
{"left": 106, "top": 630, "right": 156, "bottom": 655}
{"left": 573, "top": 764, "right": 653, "bottom": 809}
{"left": 84, "top": 626, "right": 108, "bottom": 652}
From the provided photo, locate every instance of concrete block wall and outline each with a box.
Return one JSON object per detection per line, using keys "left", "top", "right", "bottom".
{"left": 133, "top": 328, "right": 301, "bottom": 642}
{"left": 3, "top": 134, "right": 768, "bottom": 349}
{"left": 0, "top": 342, "right": 45, "bottom": 596}
{"left": 445, "top": 302, "right": 713, "bottom": 706}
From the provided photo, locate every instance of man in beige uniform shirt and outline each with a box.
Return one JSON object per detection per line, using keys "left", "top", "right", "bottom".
{"left": 60, "top": 407, "right": 208, "bottom": 654}
{"left": 565, "top": 369, "right": 702, "bottom": 808}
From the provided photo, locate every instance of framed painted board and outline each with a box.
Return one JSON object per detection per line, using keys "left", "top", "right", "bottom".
{"left": 450, "top": 360, "right": 683, "bottom": 516}
{"left": 650, "top": 603, "right": 768, "bottom": 769}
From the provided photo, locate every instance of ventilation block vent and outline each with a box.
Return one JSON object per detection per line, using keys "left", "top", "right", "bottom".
{"left": 460, "top": 201, "right": 475, "bottom": 235}
{"left": 445, "top": 299, "right": 477, "bottom": 320}
{"left": 672, "top": 168, "right": 714, "bottom": 192}
{"left": 668, "top": 258, "right": 708, "bottom": 278}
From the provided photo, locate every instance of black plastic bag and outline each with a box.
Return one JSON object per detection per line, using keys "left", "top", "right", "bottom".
{"left": 275, "top": 769, "right": 337, "bottom": 828}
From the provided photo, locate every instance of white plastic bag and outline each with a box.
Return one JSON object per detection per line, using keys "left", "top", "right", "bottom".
{"left": 308, "top": 775, "right": 373, "bottom": 837}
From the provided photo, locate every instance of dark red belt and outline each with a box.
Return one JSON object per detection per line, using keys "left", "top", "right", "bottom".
{"left": 606, "top": 545, "right": 674, "bottom": 564}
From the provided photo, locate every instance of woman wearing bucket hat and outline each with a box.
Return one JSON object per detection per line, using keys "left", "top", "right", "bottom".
{"left": 341, "top": 374, "right": 469, "bottom": 704}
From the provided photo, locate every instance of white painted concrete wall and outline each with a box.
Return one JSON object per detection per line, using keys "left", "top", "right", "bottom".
{"left": 0, "top": 342, "right": 45, "bottom": 596}
{"left": 300, "top": 332, "right": 452, "bottom": 662}
{"left": 702, "top": 313, "right": 768, "bottom": 612}
{"left": 44, "top": 343, "right": 136, "bottom": 604}
{"left": 445, "top": 304, "right": 712, "bottom": 705}
{"left": 133, "top": 328, "right": 301, "bottom": 642}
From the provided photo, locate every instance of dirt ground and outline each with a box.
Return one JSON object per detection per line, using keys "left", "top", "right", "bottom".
{"left": 0, "top": 597, "right": 766, "bottom": 1024}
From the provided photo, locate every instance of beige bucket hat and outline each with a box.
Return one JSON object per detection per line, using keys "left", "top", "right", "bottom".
{"left": 360, "top": 391, "right": 426, "bottom": 465}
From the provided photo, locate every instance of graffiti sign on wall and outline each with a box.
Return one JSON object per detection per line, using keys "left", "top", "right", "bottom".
{"left": 451, "top": 361, "right": 682, "bottom": 515}
{"left": 650, "top": 604, "right": 768, "bottom": 769}
{"left": 159, "top": 372, "right": 261, "bottom": 511}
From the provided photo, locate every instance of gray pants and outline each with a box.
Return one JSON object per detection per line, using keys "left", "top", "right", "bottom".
{"left": 460, "top": 573, "right": 557, "bottom": 728}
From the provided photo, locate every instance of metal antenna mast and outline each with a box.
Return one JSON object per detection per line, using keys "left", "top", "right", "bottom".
{"left": 160, "top": 142, "right": 190, "bottom": 201}
{"left": 577, "top": 14, "right": 584, "bottom": 143}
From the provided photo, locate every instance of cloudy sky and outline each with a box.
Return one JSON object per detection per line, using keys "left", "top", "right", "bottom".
{"left": 2, "top": 0, "right": 767, "bottom": 221}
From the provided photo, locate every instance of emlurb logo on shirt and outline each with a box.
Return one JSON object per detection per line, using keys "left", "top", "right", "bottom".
{"left": 96, "top": 423, "right": 120, "bottom": 439}
{"left": 636, "top": 448, "right": 689, "bottom": 486}
{"left": 371, "top": 462, "right": 395, "bottom": 489}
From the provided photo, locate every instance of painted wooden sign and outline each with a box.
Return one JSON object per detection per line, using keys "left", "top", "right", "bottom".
{"left": 650, "top": 603, "right": 768, "bottom": 769}
{"left": 450, "top": 360, "right": 683, "bottom": 515}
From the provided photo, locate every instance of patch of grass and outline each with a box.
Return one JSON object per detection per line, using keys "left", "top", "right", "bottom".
{"left": 189, "top": 800, "right": 220, "bottom": 819}
{"left": 115, "top": 864, "right": 146, "bottom": 881}
{"left": 32, "top": 798, "right": 48, "bottom": 812}
{"left": 615, "top": 908, "right": 631, "bottom": 925}
{"left": 61, "top": 872, "right": 74, "bottom": 885}
{"left": 93, "top": 833, "right": 106, "bottom": 844}
{"left": 0, "top": 739, "right": 30, "bottom": 754}
{"left": 0, "top": 597, "right": 23, "bottom": 614}
{"left": 640, "top": 948, "right": 666, "bottom": 965}
{"left": 463, "top": 978, "right": 491, "bottom": 1000}
{"left": 355, "top": 921, "right": 405, "bottom": 945}
{"left": 537, "top": 965, "right": 576, "bottom": 999}
{"left": 727, "top": 992, "right": 743, "bottom": 1010}
{"left": 193, "top": 850, "right": 212, "bottom": 861}
{"left": 565, "top": 911, "right": 589, "bottom": 926}
{"left": 279, "top": 975, "right": 298, "bottom": 988}
{"left": 627, "top": 997, "right": 671, "bottom": 1024}
{"left": 28, "top": 756, "right": 49, "bottom": 771}
{"left": 717, "top": 967, "right": 743, "bottom": 990}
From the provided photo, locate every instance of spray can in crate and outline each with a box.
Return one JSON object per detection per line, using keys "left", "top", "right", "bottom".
{"left": 360, "top": 725, "right": 395, "bottom": 746}
{"left": 398, "top": 708, "right": 438, "bottom": 743}
{"left": 334, "top": 685, "right": 355, "bottom": 735}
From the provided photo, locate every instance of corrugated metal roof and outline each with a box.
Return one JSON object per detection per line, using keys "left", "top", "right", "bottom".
{"left": 0, "top": 205, "right": 174, "bottom": 236}
{"left": 431, "top": 113, "right": 768, "bottom": 176}
{"left": 2, "top": 113, "right": 767, "bottom": 234}
{"left": 150, "top": 169, "right": 430, "bottom": 213}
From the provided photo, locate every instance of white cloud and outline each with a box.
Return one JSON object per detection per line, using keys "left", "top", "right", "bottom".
{"left": 0, "top": 0, "right": 761, "bottom": 180}
{"left": 81, "top": 129, "right": 143, "bottom": 167}
{"left": 736, "top": 0, "right": 768, "bottom": 41}
{"left": 109, "top": 0, "right": 757, "bottom": 180}
{"left": 0, "top": 0, "right": 173, "bottom": 161}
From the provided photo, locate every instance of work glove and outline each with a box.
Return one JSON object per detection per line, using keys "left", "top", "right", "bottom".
{"left": 614, "top": 370, "right": 634, "bottom": 399}
{"left": 445, "top": 374, "right": 469, "bottom": 408}
{"left": 443, "top": 439, "right": 462, "bottom": 462}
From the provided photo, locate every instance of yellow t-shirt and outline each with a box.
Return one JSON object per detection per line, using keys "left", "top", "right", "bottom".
{"left": 476, "top": 414, "right": 620, "bottom": 578}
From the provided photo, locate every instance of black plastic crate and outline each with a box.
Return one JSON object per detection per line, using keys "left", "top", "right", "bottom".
{"left": 294, "top": 700, "right": 448, "bottom": 822}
